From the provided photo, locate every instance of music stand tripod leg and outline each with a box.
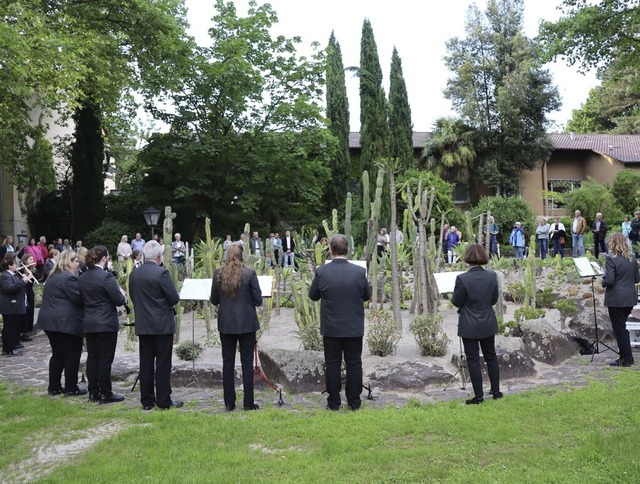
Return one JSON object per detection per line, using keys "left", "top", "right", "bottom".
{"left": 253, "top": 342, "right": 285, "bottom": 406}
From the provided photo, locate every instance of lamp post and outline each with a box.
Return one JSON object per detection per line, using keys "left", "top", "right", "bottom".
{"left": 142, "top": 207, "right": 161, "bottom": 240}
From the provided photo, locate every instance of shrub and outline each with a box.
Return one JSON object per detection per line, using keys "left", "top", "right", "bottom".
{"left": 514, "top": 306, "right": 546, "bottom": 322}
{"left": 535, "top": 287, "right": 556, "bottom": 309}
{"left": 498, "top": 320, "right": 520, "bottom": 336}
{"left": 470, "top": 195, "right": 535, "bottom": 246}
{"left": 409, "top": 314, "right": 450, "bottom": 357}
{"left": 83, "top": 220, "right": 137, "bottom": 255}
{"left": 554, "top": 298, "right": 579, "bottom": 320}
{"left": 174, "top": 341, "right": 204, "bottom": 361}
{"left": 507, "top": 282, "right": 525, "bottom": 304}
{"left": 366, "top": 309, "right": 400, "bottom": 357}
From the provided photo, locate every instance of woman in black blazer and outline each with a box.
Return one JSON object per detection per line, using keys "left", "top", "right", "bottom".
{"left": 602, "top": 232, "right": 640, "bottom": 367}
{"left": 0, "top": 253, "right": 29, "bottom": 355}
{"left": 36, "top": 250, "right": 86, "bottom": 396}
{"left": 19, "top": 253, "right": 36, "bottom": 342}
{"left": 452, "top": 244, "right": 502, "bottom": 404}
{"left": 210, "top": 243, "right": 262, "bottom": 411}
{"left": 78, "top": 246, "right": 127, "bottom": 403}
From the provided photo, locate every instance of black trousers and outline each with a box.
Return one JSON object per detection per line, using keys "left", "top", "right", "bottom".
{"left": 462, "top": 336, "right": 500, "bottom": 399}
{"left": 138, "top": 334, "right": 173, "bottom": 408}
{"left": 608, "top": 306, "right": 634, "bottom": 363}
{"left": 22, "top": 285, "right": 35, "bottom": 333}
{"left": 85, "top": 332, "right": 118, "bottom": 396}
{"left": 45, "top": 330, "right": 83, "bottom": 393}
{"left": 220, "top": 332, "right": 256, "bottom": 409}
{"left": 2, "top": 313, "right": 23, "bottom": 353}
{"left": 594, "top": 235, "right": 607, "bottom": 257}
{"left": 323, "top": 336, "right": 363, "bottom": 409}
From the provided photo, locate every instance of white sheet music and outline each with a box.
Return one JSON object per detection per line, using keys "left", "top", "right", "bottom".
{"left": 325, "top": 259, "right": 368, "bottom": 276}
{"left": 257, "top": 276, "right": 274, "bottom": 297}
{"left": 180, "top": 278, "right": 213, "bottom": 301}
{"left": 433, "top": 271, "right": 465, "bottom": 294}
{"left": 573, "top": 257, "right": 603, "bottom": 277}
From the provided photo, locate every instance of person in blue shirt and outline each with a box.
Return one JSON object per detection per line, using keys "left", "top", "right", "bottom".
{"left": 509, "top": 222, "right": 525, "bottom": 259}
{"left": 446, "top": 226, "right": 460, "bottom": 264}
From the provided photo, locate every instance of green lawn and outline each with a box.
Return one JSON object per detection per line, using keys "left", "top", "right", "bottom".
{"left": 1, "top": 371, "right": 639, "bottom": 483}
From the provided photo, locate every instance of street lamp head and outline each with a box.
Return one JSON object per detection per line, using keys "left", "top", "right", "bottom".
{"left": 143, "top": 207, "right": 161, "bottom": 227}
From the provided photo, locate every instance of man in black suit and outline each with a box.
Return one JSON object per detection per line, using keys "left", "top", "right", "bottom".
{"left": 281, "top": 229, "right": 296, "bottom": 269}
{"left": 309, "top": 234, "right": 371, "bottom": 411}
{"left": 592, "top": 212, "right": 608, "bottom": 257}
{"left": 129, "top": 240, "right": 182, "bottom": 410}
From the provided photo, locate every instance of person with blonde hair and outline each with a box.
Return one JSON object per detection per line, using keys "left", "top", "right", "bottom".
{"left": 210, "top": 243, "right": 262, "bottom": 411}
{"left": 37, "top": 250, "right": 85, "bottom": 395}
{"left": 602, "top": 232, "right": 640, "bottom": 367}
{"left": 117, "top": 235, "right": 132, "bottom": 265}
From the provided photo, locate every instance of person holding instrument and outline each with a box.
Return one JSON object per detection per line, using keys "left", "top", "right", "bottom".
{"left": 37, "top": 251, "right": 86, "bottom": 395}
{"left": 78, "top": 246, "right": 127, "bottom": 403}
{"left": 452, "top": 244, "right": 503, "bottom": 404}
{"left": 19, "top": 254, "right": 37, "bottom": 343}
{"left": 602, "top": 232, "right": 640, "bottom": 367}
{"left": 0, "top": 253, "right": 29, "bottom": 356}
{"left": 210, "top": 243, "right": 262, "bottom": 411}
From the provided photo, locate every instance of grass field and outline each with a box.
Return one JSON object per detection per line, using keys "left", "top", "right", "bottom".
{"left": 1, "top": 371, "right": 639, "bottom": 483}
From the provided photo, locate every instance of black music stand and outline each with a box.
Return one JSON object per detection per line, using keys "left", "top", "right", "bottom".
{"left": 444, "top": 337, "right": 469, "bottom": 391}
{"left": 573, "top": 257, "right": 618, "bottom": 361}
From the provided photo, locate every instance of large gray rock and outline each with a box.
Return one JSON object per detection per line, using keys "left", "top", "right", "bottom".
{"left": 451, "top": 337, "right": 536, "bottom": 380}
{"left": 520, "top": 319, "right": 581, "bottom": 365}
{"left": 568, "top": 305, "right": 611, "bottom": 340}
{"left": 367, "top": 360, "right": 451, "bottom": 390}
{"left": 258, "top": 348, "right": 325, "bottom": 393}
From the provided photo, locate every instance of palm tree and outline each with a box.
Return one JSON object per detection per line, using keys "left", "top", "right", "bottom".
{"left": 422, "top": 117, "right": 476, "bottom": 182}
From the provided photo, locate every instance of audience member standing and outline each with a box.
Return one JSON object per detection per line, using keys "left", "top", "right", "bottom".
{"left": 79, "top": 246, "right": 127, "bottom": 404}
{"left": 549, "top": 216, "right": 566, "bottom": 258}
{"left": 43, "top": 248, "right": 60, "bottom": 282}
{"left": 117, "top": 235, "right": 132, "bottom": 265}
{"left": 446, "top": 226, "right": 460, "bottom": 264}
{"left": 131, "top": 233, "right": 146, "bottom": 253}
{"left": 54, "top": 238, "right": 64, "bottom": 252}
{"left": 488, "top": 217, "right": 499, "bottom": 257}
{"left": 171, "top": 233, "right": 186, "bottom": 264}
{"left": 273, "top": 232, "right": 282, "bottom": 266}
{"left": 629, "top": 211, "right": 640, "bottom": 258}
{"left": 602, "top": 233, "right": 640, "bottom": 367}
{"left": 0, "top": 253, "right": 29, "bottom": 356}
{"left": 452, "top": 244, "right": 502, "bottom": 404}
{"left": 20, "top": 254, "right": 36, "bottom": 342}
{"left": 25, "top": 238, "right": 44, "bottom": 279}
{"left": 571, "top": 210, "right": 587, "bottom": 256}
{"left": 376, "top": 228, "right": 389, "bottom": 257}
{"left": 509, "top": 222, "right": 525, "bottom": 260}
{"left": 129, "top": 241, "right": 182, "bottom": 410}
{"left": 309, "top": 234, "right": 371, "bottom": 411}
{"left": 281, "top": 230, "right": 296, "bottom": 270}
{"left": 592, "top": 212, "right": 608, "bottom": 257}
{"left": 250, "top": 231, "right": 262, "bottom": 259}
{"left": 0, "top": 235, "right": 15, "bottom": 259}
{"left": 37, "top": 251, "right": 86, "bottom": 396}
{"left": 535, "top": 217, "right": 550, "bottom": 259}
{"left": 622, "top": 215, "right": 632, "bottom": 250}
{"left": 223, "top": 235, "right": 232, "bottom": 261}
{"left": 210, "top": 244, "right": 262, "bottom": 411}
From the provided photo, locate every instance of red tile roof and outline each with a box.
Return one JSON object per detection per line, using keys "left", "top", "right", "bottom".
{"left": 349, "top": 132, "right": 640, "bottom": 163}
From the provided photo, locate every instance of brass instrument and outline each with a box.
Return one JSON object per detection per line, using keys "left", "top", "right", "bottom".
{"left": 17, "top": 260, "right": 39, "bottom": 285}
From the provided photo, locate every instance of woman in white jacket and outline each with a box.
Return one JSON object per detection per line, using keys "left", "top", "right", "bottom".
{"left": 548, "top": 216, "right": 566, "bottom": 258}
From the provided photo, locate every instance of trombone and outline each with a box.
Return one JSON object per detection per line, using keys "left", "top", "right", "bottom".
{"left": 17, "top": 260, "right": 39, "bottom": 285}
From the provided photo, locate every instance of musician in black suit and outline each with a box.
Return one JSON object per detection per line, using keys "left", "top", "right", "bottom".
{"left": 0, "top": 253, "right": 29, "bottom": 356}
{"left": 36, "top": 250, "right": 86, "bottom": 395}
{"left": 129, "top": 240, "right": 182, "bottom": 410}
{"left": 78, "top": 246, "right": 127, "bottom": 403}
{"left": 452, "top": 244, "right": 502, "bottom": 405}
{"left": 210, "top": 243, "right": 262, "bottom": 411}
{"left": 309, "top": 234, "right": 371, "bottom": 411}
{"left": 602, "top": 232, "right": 640, "bottom": 367}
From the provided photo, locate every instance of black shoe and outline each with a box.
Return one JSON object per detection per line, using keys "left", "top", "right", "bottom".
{"left": 14, "top": 343, "right": 24, "bottom": 349}
{"left": 349, "top": 405, "right": 361, "bottom": 411}
{"left": 465, "top": 397, "right": 484, "bottom": 405}
{"left": 48, "top": 389, "right": 63, "bottom": 396}
{"left": 20, "top": 335, "right": 33, "bottom": 342}
{"left": 159, "top": 400, "right": 184, "bottom": 410}
{"left": 100, "top": 393, "right": 125, "bottom": 404}
{"left": 244, "top": 403, "right": 259, "bottom": 411}
{"left": 326, "top": 405, "right": 340, "bottom": 411}
{"left": 225, "top": 404, "right": 236, "bottom": 412}
{"left": 89, "top": 393, "right": 102, "bottom": 402}
{"left": 2, "top": 350, "right": 22, "bottom": 356}
{"left": 609, "top": 359, "right": 634, "bottom": 367}
{"left": 64, "top": 388, "right": 88, "bottom": 396}
{"left": 490, "top": 391, "right": 504, "bottom": 400}
{"left": 142, "top": 405, "right": 155, "bottom": 411}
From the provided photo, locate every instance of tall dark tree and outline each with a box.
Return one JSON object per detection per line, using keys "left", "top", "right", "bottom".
{"left": 388, "top": 47, "right": 414, "bottom": 172}
{"left": 359, "top": 19, "right": 389, "bottom": 174}
{"left": 444, "top": 0, "right": 560, "bottom": 194}
{"left": 325, "top": 32, "right": 351, "bottom": 211}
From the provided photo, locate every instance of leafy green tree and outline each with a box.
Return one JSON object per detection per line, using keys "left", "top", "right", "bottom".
{"left": 358, "top": 19, "right": 389, "bottom": 175}
{"left": 444, "top": 0, "right": 560, "bottom": 194}
{"left": 564, "top": 177, "right": 623, "bottom": 227}
{"left": 470, "top": 195, "right": 534, "bottom": 245}
{"left": 611, "top": 170, "right": 640, "bottom": 216}
{"left": 398, "top": 170, "right": 458, "bottom": 223}
{"left": 325, "top": 32, "right": 351, "bottom": 212}
{"left": 388, "top": 48, "right": 414, "bottom": 172}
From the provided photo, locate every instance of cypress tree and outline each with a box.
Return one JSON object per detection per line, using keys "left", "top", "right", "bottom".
{"left": 388, "top": 47, "right": 414, "bottom": 172}
{"left": 70, "top": 101, "right": 105, "bottom": 240}
{"left": 325, "top": 31, "right": 351, "bottom": 211}
{"left": 359, "top": 19, "right": 389, "bottom": 174}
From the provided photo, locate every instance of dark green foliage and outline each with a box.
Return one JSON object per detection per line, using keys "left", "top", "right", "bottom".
{"left": 366, "top": 309, "right": 400, "bottom": 357}
{"left": 444, "top": 0, "right": 560, "bottom": 194}
{"left": 507, "top": 281, "right": 525, "bottom": 304}
{"left": 388, "top": 48, "right": 414, "bottom": 172}
{"left": 498, "top": 319, "right": 520, "bottom": 336}
{"left": 514, "top": 306, "right": 546, "bottom": 322}
{"left": 563, "top": 177, "right": 623, "bottom": 226}
{"left": 70, "top": 102, "right": 105, "bottom": 240}
{"left": 174, "top": 341, "right": 204, "bottom": 361}
{"left": 359, "top": 19, "right": 389, "bottom": 175}
{"left": 470, "top": 195, "right": 534, "bottom": 245}
{"left": 535, "top": 287, "right": 556, "bottom": 309}
{"left": 554, "top": 298, "right": 579, "bottom": 319}
{"left": 409, "top": 314, "right": 450, "bottom": 357}
{"left": 612, "top": 170, "right": 640, "bottom": 216}
{"left": 398, "top": 169, "right": 458, "bottom": 225}
{"left": 28, "top": 183, "right": 72, "bottom": 242}
{"left": 325, "top": 32, "right": 351, "bottom": 211}
{"left": 83, "top": 221, "right": 137, "bottom": 256}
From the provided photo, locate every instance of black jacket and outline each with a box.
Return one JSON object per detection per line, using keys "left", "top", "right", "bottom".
{"left": 602, "top": 255, "right": 640, "bottom": 308}
{"left": 36, "top": 271, "right": 84, "bottom": 337}
{"left": 210, "top": 267, "right": 262, "bottom": 334}
{"left": 308, "top": 259, "right": 371, "bottom": 338}
{"left": 452, "top": 266, "right": 499, "bottom": 339}
{"left": 0, "top": 270, "right": 27, "bottom": 316}
{"left": 129, "top": 261, "right": 180, "bottom": 335}
{"left": 78, "top": 266, "right": 126, "bottom": 333}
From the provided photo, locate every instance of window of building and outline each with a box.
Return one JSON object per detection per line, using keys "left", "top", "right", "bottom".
{"left": 547, "top": 179, "right": 582, "bottom": 210}
{"left": 452, "top": 182, "right": 469, "bottom": 204}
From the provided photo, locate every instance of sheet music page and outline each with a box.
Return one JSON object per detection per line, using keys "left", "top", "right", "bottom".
{"left": 573, "top": 257, "right": 598, "bottom": 277}
{"left": 433, "top": 271, "right": 465, "bottom": 294}
{"left": 179, "top": 278, "right": 213, "bottom": 301}
{"left": 257, "top": 276, "right": 273, "bottom": 297}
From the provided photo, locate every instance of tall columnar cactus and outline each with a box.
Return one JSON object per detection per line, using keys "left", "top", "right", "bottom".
{"left": 322, "top": 209, "right": 339, "bottom": 240}
{"left": 524, "top": 235, "right": 537, "bottom": 308}
{"left": 162, "top": 206, "right": 176, "bottom": 267}
{"left": 344, "top": 192, "right": 353, "bottom": 256}
{"left": 464, "top": 211, "right": 474, "bottom": 243}
{"left": 362, "top": 170, "right": 370, "bottom": 221}
{"left": 365, "top": 169, "right": 384, "bottom": 263}
{"left": 290, "top": 273, "right": 322, "bottom": 351}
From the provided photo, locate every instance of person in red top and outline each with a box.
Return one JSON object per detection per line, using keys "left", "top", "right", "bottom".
{"left": 37, "top": 237, "right": 49, "bottom": 263}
